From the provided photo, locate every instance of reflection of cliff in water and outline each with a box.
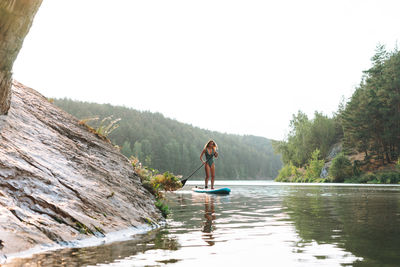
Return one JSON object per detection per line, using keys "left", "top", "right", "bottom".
{"left": 5, "top": 229, "right": 180, "bottom": 266}
{"left": 282, "top": 186, "right": 400, "bottom": 266}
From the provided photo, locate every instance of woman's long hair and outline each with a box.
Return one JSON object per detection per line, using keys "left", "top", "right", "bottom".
{"left": 204, "top": 139, "right": 218, "bottom": 151}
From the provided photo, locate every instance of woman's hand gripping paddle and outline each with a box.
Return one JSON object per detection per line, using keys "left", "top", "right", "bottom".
{"left": 180, "top": 153, "right": 214, "bottom": 187}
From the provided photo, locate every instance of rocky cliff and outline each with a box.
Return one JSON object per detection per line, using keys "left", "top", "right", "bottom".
{"left": 0, "top": 81, "right": 162, "bottom": 257}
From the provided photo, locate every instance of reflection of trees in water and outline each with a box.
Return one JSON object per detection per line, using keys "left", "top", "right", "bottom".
{"left": 5, "top": 229, "right": 180, "bottom": 267}
{"left": 283, "top": 187, "right": 400, "bottom": 266}
{"left": 202, "top": 195, "right": 216, "bottom": 246}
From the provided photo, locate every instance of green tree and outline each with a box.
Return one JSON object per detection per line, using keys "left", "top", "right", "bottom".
{"left": 329, "top": 153, "right": 352, "bottom": 182}
{"left": 273, "top": 111, "right": 339, "bottom": 168}
{"left": 121, "top": 141, "right": 132, "bottom": 157}
{"left": 304, "top": 149, "right": 324, "bottom": 179}
{"left": 341, "top": 45, "right": 400, "bottom": 164}
{"left": 132, "top": 141, "right": 143, "bottom": 161}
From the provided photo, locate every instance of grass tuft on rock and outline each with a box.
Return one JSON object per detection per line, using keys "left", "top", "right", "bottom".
{"left": 131, "top": 156, "right": 181, "bottom": 218}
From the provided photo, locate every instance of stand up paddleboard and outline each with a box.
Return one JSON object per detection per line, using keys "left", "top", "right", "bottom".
{"left": 192, "top": 187, "right": 231, "bottom": 195}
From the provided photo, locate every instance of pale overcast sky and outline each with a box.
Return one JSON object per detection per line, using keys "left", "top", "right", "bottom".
{"left": 13, "top": 0, "right": 400, "bottom": 140}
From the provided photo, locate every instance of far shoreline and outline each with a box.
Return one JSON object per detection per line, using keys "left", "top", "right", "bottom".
{"left": 182, "top": 180, "right": 400, "bottom": 186}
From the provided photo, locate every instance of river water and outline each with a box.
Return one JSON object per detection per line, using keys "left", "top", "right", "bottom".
{"left": 4, "top": 181, "right": 400, "bottom": 266}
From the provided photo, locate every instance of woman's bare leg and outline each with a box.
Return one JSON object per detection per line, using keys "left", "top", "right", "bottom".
{"left": 210, "top": 163, "right": 215, "bottom": 189}
{"left": 205, "top": 164, "right": 210, "bottom": 188}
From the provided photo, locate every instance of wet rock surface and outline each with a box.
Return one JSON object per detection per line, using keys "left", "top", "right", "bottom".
{"left": 0, "top": 81, "right": 161, "bottom": 256}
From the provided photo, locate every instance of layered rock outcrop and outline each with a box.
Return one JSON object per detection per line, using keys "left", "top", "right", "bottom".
{"left": 0, "top": 0, "right": 42, "bottom": 115}
{"left": 0, "top": 81, "right": 161, "bottom": 257}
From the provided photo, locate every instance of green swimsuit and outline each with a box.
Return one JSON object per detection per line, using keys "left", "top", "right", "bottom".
{"left": 205, "top": 148, "right": 215, "bottom": 167}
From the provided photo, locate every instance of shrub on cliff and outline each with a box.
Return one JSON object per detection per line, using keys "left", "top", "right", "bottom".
{"left": 151, "top": 172, "right": 182, "bottom": 192}
{"left": 275, "top": 150, "right": 326, "bottom": 182}
{"left": 275, "top": 162, "right": 301, "bottom": 182}
{"left": 131, "top": 156, "right": 181, "bottom": 217}
{"left": 304, "top": 149, "right": 325, "bottom": 179}
{"left": 329, "top": 153, "right": 352, "bottom": 182}
{"left": 376, "top": 171, "right": 400, "bottom": 184}
{"left": 78, "top": 116, "right": 121, "bottom": 140}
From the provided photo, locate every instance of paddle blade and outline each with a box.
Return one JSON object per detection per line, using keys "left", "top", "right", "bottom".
{"left": 180, "top": 178, "right": 188, "bottom": 187}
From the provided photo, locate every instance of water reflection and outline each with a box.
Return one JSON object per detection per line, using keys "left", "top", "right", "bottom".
{"left": 3, "top": 229, "right": 180, "bottom": 267}
{"left": 4, "top": 184, "right": 400, "bottom": 266}
{"left": 202, "top": 195, "right": 216, "bottom": 246}
{"left": 282, "top": 186, "right": 400, "bottom": 266}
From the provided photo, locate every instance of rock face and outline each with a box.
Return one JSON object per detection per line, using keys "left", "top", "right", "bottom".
{"left": 320, "top": 142, "right": 343, "bottom": 178}
{"left": 0, "top": 81, "right": 162, "bottom": 256}
{"left": 0, "top": 0, "right": 43, "bottom": 115}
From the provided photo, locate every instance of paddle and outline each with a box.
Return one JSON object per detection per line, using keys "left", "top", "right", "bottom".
{"left": 180, "top": 153, "right": 214, "bottom": 187}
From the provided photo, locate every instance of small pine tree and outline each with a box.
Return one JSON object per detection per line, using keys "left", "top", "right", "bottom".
{"left": 304, "top": 149, "right": 324, "bottom": 178}
{"left": 121, "top": 141, "right": 132, "bottom": 157}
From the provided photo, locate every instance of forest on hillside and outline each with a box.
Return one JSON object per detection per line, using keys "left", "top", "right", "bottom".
{"left": 273, "top": 45, "right": 400, "bottom": 183}
{"left": 54, "top": 100, "right": 282, "bottom": 179}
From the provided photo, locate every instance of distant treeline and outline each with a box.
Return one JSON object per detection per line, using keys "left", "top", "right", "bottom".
{"left": 54, "top": 100, "right": 282, "bottom": 179}
{"left": 273, "top": 45, "right": 400, "bottom": 181}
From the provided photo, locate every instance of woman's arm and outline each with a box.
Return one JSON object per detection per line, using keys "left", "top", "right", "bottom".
{"left": 200, "top": 149, "right": 205, "bottom": 164}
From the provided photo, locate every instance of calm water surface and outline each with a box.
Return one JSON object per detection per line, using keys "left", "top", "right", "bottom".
{"left": 5, "top": 181, "right": 400, "bottom": 266}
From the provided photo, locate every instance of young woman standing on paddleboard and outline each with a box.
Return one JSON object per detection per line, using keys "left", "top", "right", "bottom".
{"left": 200, "top": 140, "right": 218, "bottom": 189}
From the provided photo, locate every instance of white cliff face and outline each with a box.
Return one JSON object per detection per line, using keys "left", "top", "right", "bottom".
{"left": 0, "top": 81, "right": 161, "bottom": 256}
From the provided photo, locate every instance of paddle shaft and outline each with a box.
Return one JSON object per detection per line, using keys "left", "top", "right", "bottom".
{"left": 180, "top": 153, "right": 215, "bottom": 186}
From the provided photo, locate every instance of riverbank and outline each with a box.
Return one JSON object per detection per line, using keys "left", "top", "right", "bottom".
{"left": 275, "top": 167, "right": 400, "bottom": 184}
{"left": 275, "top": 143, "right": 400, "bottom": 184}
